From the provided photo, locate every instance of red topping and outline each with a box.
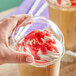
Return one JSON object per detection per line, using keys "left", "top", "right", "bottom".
{"left": 70, "top": 0, "right": 76, "bottom": 6}
{"left": 57, "top": 0, "right": 62, "bottom": 5}
{"left": 17, "top": 30, "right": 59, "bottom": 63}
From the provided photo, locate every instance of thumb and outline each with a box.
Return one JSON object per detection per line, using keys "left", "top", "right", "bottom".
{"left": 7, "top": 49, "right": 33, "bottom": 64}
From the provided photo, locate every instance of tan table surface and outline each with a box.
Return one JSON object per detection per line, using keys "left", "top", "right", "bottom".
{"left": 0, "top": 62, "right": 76, "bottom": 76}
{"left": 60, "top": 62, "right": 76, "bottom": 76}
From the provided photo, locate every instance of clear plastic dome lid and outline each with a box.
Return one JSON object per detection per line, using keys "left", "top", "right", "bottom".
{"left": 12, "top": 16, "right": 65, "bottom": 67}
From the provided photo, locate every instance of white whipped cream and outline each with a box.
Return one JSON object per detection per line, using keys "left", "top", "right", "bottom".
{"left": 61, "top": 0, "right": 71, "bottom": 7}
{"left": 37, "top": 34, "right": 63, "bottom": 61}
{"left": 49, "top": 0, "right": 72, "bottom": 7}
{"left": 23, "top": 30, "right": 63, "bottom": 67}
{"left": 25, "top": 33, "right": 63, "bottom": 62}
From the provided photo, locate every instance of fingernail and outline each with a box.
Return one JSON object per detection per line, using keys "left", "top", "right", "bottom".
{"left": 26, "top": 56, "right": 33, "bottom": 63}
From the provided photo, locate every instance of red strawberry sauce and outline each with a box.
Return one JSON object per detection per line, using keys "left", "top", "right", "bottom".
{"left": 17, "top": 30, "right": 59, "bottom": 63}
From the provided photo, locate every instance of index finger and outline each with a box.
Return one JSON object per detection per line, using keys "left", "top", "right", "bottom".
{"left": 1, "top": 14, "right": 33, "bottom": 36}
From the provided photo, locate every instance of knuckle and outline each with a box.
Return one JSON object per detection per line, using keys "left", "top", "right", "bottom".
{"left": 14, "top": 52, "right": 21, "bottom": 63}
{"left": 3, "top": 18, "right": 12, "bottom": 24}
{"left": 10, "top": 15, "right": 16, "bottom": 18}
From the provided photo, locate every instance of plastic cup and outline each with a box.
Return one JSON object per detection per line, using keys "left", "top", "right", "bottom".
{"left": 46, "top": 0, "right": 76, "bottom": 52}
{"left": 12, "top": 16, "right": 65, "bottom": 76}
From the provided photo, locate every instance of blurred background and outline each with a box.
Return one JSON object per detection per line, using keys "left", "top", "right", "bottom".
{"left": 0, "top": 0, "right": 23, "bottom": 19}
{"left": 0, "top": 0, "right": 23, "bottom": 12}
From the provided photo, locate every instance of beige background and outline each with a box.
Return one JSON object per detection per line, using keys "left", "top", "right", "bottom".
{"left": 0, "top": 7, "right": 17, "bottom": 19}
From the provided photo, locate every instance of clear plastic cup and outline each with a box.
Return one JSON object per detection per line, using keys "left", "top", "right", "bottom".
{"left": 46, "top": 0, "right": 76, "bottom": 52}
{"left": 12, "top": 16, "right": 65, "bottom": 76}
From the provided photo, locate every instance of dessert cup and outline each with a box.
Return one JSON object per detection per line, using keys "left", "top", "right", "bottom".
{"left": 46, "top": 0, "right": 76, "bottom": 52}
{"left": 18, "top": 61, "right": 60, "bottom": 76}
{"left": 12, "top": 16, "right": 65, "bottom": 76}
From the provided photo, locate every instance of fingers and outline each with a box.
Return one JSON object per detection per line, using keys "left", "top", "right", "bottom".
{"left": 0, "top": 14, "right": 34, "bottom": 64}
{"left": 1, "top": 48, "right": 33, "bottom": 64}
{"left": 0, "top": 43, "right": 33, "bottom": 64}
{"left": 10, "top": 14, "right": 33, "bottom": 27}
{"left": 0, "top": 14, "right": 33, "bottom": 37}
{"left": 19, "top": 17, "right": 33, "bottom": 27}
{"left": 2, "top": 14, "right": 32, "bottom": 25}
{"left": 10, "top": 51, "right": 33, "bottom": 63}
{"left": 8, "top": 47, "right": 33, "bottom": 63}
{"left": 1, "top": 14, "right": 33, "bottom": 30}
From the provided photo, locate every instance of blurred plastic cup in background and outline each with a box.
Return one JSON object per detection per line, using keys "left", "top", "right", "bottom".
{"left": 46, "top": 0, "right": 76, "bottom": 52}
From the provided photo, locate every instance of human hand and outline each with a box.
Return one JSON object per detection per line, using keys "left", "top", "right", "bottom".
{"left": 0, "top": 14, "right": 33, "bottom": 65}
